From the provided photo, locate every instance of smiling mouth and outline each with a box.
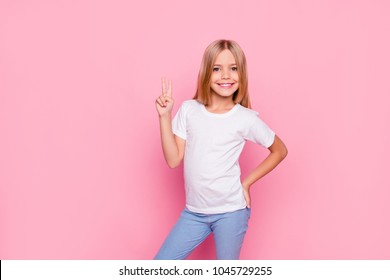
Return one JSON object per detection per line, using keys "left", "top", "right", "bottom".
{"left": 217, "top": 83, "right": 235, "bottom": 88}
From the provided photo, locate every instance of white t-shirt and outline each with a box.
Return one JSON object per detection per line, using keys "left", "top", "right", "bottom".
{"left": 172, "top": 100, "right": 275, "bottom": 214}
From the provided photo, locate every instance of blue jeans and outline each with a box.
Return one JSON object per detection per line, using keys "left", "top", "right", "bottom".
{"left": 154, "top": 207, "right": 251, "bottom": 260}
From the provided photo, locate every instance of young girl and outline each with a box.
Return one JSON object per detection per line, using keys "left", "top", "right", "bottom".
{"left": 154, "top": 39, "right": 287, "bottom": 260}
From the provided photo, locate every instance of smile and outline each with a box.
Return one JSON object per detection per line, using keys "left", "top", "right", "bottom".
{"left": 217, "top": 83, "right": 235, "bottom": 88}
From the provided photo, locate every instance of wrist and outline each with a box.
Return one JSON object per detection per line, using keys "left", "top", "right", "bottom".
{"left": 242, "top": 181, "right": 251, "bottom": 190}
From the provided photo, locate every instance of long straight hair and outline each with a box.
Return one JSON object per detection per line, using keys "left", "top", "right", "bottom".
{"left": 193, "top": 39, "right": 251, "bottom": 108}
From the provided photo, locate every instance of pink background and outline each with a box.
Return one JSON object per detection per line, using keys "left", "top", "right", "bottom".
{"left": 1, "top": 0, "right": 389, "bottom": 259}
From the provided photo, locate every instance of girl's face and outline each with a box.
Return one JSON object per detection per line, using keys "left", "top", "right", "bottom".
{"left": 210, "top": 49, "right": 239, "bottom": 100}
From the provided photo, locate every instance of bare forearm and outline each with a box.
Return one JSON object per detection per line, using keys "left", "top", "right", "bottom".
{"left": 242, "top": 150, "right": 286, "bottom": 188}
{"left": 242, "top": 135, "right": 288, "bottom": 189}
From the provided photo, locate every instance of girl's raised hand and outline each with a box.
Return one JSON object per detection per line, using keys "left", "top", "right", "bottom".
{"left": 156, "top": 78, "right": 174, "bottom": 117}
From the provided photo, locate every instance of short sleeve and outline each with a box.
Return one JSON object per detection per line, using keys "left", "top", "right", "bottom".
{"left": 172, "top": 102, "right": 187, "bottom": 140}
{"left": 245, "top": 114, "right": 275, "bottom": 148}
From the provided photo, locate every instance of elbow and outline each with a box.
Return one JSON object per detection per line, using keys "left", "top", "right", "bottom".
{"left": 167, "top": 159, "right": 181, "bottom": 169}
{"left": 270, "top": 135, "right": 288, "bottom": 161}
{"left": 167, "top": 163, "right": 179, "bottom": 169}
{"left": 166, "top": 153, "right": 184, "bottom": 169}
{"left": 281, "top": 146, "right": 288, "bottom": 159}
{"left": 273, "top": 144, "right": 288, "bottom": 161}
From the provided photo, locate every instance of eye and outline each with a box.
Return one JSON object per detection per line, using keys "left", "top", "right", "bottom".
{"left": 213, "top": 67, "right": 220, "bottom": 72}
{"left": 232, "top": 66, "right": 238, "bottom": 71}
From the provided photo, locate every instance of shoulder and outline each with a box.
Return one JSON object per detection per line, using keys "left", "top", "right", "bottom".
{"left": 178, "top": 99, "right": 202, "bottom": 112}
{"left": 181, "top": 99, "right": 201, "bottom": 107}
{"left": 174, "top": 100, "right": 201, "bottom": 118}
{"left": 236, "top": 104, "right": 260, "bottom": 120}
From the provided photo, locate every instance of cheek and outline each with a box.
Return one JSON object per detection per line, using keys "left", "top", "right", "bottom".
{"left": 234, "top": 74, "right": 240, "bottom": 84}
{"left": 235, "top": 83, "right": 240, "bottom": 91}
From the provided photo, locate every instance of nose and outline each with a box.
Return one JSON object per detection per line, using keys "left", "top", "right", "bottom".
{"left": 221, "top": 69, "right": 230, "bottom": 79}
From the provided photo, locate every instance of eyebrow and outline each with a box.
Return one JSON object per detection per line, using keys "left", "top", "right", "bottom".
{"left": 213, "top": 63, "right": 237, "bottom": 66}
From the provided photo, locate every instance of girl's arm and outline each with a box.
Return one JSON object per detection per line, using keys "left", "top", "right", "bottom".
{"left": 159, "top": 115, "right": 185, "bottom": 168}
{"left": 156, "top": 78, "right": 185, "bottom": 168}
{"left": 242, "top": 135, "right": 288, "bottom": 208}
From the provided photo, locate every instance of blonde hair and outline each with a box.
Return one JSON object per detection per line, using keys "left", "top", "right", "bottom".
{"left": 193, "top": 39, "right": 251, "bottom": 108}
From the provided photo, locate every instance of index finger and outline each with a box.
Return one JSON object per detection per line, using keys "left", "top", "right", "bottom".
{"left": 161, "top": 77, "right": 167, "bottom": 96}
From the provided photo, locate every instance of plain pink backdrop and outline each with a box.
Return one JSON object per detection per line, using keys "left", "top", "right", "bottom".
{"left": 1, "top": 0, "right": 389, "bottom": 259}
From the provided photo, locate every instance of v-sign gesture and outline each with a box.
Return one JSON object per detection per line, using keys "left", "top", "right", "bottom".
{"left": 156, "top": 78, "right": 174, "bottom": 117}
{"left": 155, "top": 77, "right": 185, "bottom": 169}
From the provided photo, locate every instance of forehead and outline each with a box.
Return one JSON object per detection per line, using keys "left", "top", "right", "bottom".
{"left": 214, "top": 49, "right": 236, "bottom": 64}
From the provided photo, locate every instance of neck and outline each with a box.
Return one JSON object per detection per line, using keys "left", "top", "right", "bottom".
{"left": 206, "top": 94, "right": 236, "bottom": 113}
